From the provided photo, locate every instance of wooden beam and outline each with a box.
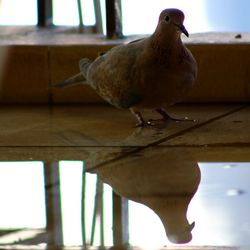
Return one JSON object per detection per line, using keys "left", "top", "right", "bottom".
{"left": 93, "top": 0, "right": 103, "bottom": 33}
{"left": 106, "top": 0, "right": 123, "bottom": 38}
{"left": 37, "top": 0, "right": 53, "bottom": 27}
{"left": 77, "top": 0, "right": 84, "bottom": 33}
{"left": 112, "top": 192, "right": 129, "bottom": 247}
{"left": 44, "top": 162, "right": 63, "bottom": 246}
{"left": 90, "top": 178, "right": 104, "bottom": 246}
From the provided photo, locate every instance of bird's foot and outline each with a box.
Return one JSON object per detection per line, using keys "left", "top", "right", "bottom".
{"left": 135, "top": 121, "right": 148, "bottom": 127}
{"left": 147, "top": 117, "right": 195, "bottom": 127}
{"left": 166, "top": 116, "right": 196, "bottom": 123}
{"left": 146, "top": 119, "right": 165, "bottom": 126}
{"left": 155, "top": 108, "right": 196, "bottom": 123}
{"left": 131, "top": 109, "right": 154, "bottom": 127}
{"left": 131, "top": 108, "right": 195, "bottom": 128}
{"left": 135, "top": 120, "right": 156, "bottom": 127}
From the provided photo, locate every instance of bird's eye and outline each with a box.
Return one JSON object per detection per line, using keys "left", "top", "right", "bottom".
{"left": 165, "top": 16, "right": 170, "bottom": 22}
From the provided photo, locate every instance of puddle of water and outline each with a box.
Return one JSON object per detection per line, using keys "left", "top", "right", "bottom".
{"left": 0, "top": 161, "right": 249, "bottom": 248}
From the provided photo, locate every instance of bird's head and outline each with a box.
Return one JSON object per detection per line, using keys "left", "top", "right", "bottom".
{"left": 158, "top": 8, "right": 189, "bottom": 37}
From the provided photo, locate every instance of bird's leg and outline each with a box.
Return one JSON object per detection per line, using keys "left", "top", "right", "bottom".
{"left": 130, "top": 108, "right": 148, "bottom": 127}
{"left": 133, "top": 112, "right": 148, "bottom": 127}
{"left": 155, "top": 108, "right": 195, "bottom": 122}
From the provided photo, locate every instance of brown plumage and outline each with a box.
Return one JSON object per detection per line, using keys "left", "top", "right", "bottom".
{"left": 55, "top": 8, "right": 197, "bottom": 126}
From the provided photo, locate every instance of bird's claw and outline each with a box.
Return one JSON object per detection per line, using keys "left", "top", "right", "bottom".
{"left": 135, "top": 122, "right": 145, "bottom": 128}
{"left": 169, "top": 116, "right": 196, "bottom": 122}
{"left": 135, "top": 120, "right": 154, "bottom": 127}
{"left": 135, "top": 119, "right": 167, "bottom": 127}
{"left": 147, "top": 116, "right": 196, "bottom": 126}
{"left": 155, "top": 108, "right": 196, "bottom": 123}
{"left": 146, "top": 119, "right": 157, "bottom": 126}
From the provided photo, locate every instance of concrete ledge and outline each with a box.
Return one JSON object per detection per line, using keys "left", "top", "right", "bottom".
{"left": 0, "top": 28, "right": 250, "bottom": 103}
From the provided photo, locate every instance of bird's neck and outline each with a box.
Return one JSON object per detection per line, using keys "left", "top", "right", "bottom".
{"left": 150, "top": 30, "right": 183, "bottom": 52}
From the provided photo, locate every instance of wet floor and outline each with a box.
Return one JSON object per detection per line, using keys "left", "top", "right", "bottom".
{"left": 0, "top": 104, "right": 249, "bottom": 250}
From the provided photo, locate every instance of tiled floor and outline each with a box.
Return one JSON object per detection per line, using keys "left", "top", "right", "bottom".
{"left": 0, "top": 104, "right": 248, "bottom": 157}
{"left": 0, "top": 103, "right": 249, "bottom": 250}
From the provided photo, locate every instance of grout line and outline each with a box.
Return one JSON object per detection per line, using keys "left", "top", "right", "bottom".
{"left": 1, "top": 143, "right": 250, "bottom": 148}
{"left": 159, "top": 143, "right": 250, "bottom": 148}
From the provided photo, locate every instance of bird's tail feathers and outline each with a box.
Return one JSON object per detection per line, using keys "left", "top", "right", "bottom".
{"left": 53, "top": 73, "right": 87, "bottom": 88}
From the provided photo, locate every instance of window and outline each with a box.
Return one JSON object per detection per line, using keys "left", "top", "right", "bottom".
{"left": 0, "top": 0, "right": 250, "bottom": 34}
{"left": 0, "top": 0, "right": 37, "bottom": 25}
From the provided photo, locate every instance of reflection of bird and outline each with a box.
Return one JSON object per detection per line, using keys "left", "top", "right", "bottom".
{"left": 93, "top": 148, "right": 201, "bottom": 244}
{"left": 55, "top": 8, "right": 197, "bottom": 126}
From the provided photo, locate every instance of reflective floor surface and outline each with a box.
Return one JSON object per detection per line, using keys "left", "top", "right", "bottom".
{"left": 0, "top": 104, "right": 249, "bottom": 250}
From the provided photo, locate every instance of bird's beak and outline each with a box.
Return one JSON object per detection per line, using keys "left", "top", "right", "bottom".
{"left": 189, "top": 221, "right": 195, "bottom": 231}
{"left": 178, "top": 23, "right": 189, "bottom": 37}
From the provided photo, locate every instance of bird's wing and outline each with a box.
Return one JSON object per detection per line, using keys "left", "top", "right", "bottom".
{"left": 86, "top": 42, "right": 145, "bottom": 109}
{"left": 128, "top": 37, "right": 146, "bottom": 44}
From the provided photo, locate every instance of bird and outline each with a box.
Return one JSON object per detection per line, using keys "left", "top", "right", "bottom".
{"left": 55, "top": 8, "right": 197, "bottom": 127}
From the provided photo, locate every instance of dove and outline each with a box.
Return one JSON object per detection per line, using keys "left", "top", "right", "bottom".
{"left": 55, "top": 8, "right": 197, "bottom": 126}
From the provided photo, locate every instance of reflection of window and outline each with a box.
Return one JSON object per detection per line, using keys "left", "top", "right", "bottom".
{"left": 0, "top": 161, "right": 249, "bottom": 247}
{"left": 0, "top": 161, "right": 114, "bottom": 247}
{"left": 0, "top": 162, "right": 46, "bottom": 229}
